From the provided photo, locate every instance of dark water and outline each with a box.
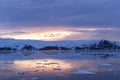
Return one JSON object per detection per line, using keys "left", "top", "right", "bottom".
{"left": 0, "top": 58, "right": 120, "bottom": 80}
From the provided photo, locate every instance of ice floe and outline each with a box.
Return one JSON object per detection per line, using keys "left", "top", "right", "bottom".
{"left": 99, "top": 64, "right": 112, "bottom": 66}
{"left": 72, "top": 70, "right": 96, "bottom": 75}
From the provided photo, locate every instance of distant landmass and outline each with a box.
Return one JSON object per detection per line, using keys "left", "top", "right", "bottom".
{"left": 0, "top": 38, "right": 120, "bottom": 50}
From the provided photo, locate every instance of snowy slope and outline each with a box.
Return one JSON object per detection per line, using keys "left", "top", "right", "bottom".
{"left": 0, "top": 38, "right": 119, "bottom": 50}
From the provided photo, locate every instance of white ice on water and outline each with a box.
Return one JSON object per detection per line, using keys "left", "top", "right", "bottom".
{"left": 32, "top": 77, "right": 38, "bottom": 80}
{"left": 72, "top": 70, "right": 96, "bottom": 75}
{"left": 99, "top": 64, "right": 112, "bottom": 66}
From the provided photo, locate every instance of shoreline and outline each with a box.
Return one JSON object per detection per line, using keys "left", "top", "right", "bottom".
{"left": 0, "top": 50, "right": 120, "bottom": 60}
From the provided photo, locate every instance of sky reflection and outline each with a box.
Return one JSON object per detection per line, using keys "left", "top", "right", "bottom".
{"left": 0, "top": 58, "right": 120, "bottom": 80}
{"left": 13, "top": 59, "right": 120, "bottom": 74}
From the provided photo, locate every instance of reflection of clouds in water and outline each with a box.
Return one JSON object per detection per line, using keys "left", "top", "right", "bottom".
{"left": 14, "top": 59, "right": 98, "bottom": 72}
{"left": 14, "top": 59, "right": 73, "bottom": 75}
{"left": 1, "top": 58, "right": 120, "bottom": 80}
{"left": 2, "top": 59, "right": 120, "bottom": 77}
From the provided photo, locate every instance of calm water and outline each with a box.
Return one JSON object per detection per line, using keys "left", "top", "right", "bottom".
{"left": 0, "top": 51, "right": 120, "bottom": 80}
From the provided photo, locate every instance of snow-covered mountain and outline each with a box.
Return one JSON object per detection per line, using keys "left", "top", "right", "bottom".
{"left": 0, "top": 38, "right": 120, "bottom": 50}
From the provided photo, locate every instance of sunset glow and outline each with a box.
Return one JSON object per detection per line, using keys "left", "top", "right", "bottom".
{"left": 0, "top": 27, "right": 119, "bottom": 41}
{"left": 1, "top": 31, "right": 72, "bottom": 41}
{"left": 0, "top": 0, "right": 120, "bottom": 80}
{"left": 14, "top": 59, "right": 72, "bottom": 75}
{"left": 0, "top": 0, "right": 119, "bottom": 41}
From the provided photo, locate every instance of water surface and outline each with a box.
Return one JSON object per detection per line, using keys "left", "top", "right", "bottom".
{"left": 0, "top": 51, "right": 120, "bottom": 80}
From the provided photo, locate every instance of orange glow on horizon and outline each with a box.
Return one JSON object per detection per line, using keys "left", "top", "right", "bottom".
{"left": 1, "top": 30, "right": 72, "bottom": 41}
{"left": 1, "top": 27, "right": 111, "bottom": 41}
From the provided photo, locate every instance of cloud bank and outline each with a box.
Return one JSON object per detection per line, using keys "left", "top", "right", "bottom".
{"left": 0, "top": 0, "right": 120, "bottom": 40}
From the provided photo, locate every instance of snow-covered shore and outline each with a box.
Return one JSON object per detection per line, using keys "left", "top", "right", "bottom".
{"left": 0, "top": 38, "right": 100, "bottom": 49}
{"left": 0, "top": 38, "right": 120, "bottom": 60}
{"left": 0, "top": 38, "right": 120, "bottom": 50}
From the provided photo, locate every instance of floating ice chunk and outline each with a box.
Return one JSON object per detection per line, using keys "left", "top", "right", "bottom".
{"left": 53, "top": 67, "right": 62, "bottom": 70}
{"left": 100, "top": 64, "right": 112, "bottom": 66}
{"left": 32, "top": 77, "right": 38, "bottom": 80}
{"left": 72, "top": 70, "right": 96, "bottom": 75}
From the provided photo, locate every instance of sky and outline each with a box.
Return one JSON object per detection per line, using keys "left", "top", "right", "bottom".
{"left": 0, "top": 0, "right": 120, "bottom": 41}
